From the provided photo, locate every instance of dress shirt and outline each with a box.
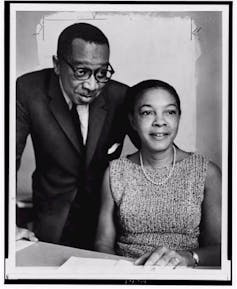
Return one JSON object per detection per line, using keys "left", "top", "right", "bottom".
{"left": 59, "top": 79, "right": 89, "bottom": 145}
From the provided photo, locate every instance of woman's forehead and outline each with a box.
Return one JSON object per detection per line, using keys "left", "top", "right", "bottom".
{"left": 136, "top": 87, "right": 178, "bottom": 106}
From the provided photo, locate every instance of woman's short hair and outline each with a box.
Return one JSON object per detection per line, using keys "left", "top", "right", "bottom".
{"left": 126, "top": 79, "right": 181, "bottom": 115}
{"left": 57, "top": 22, "right": 110, "bottom": 60}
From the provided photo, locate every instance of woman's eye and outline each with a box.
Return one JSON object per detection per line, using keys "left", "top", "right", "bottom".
{"left": 140, "top": 111, "right": 154, "bottom": 116}
{"left": 166, "top": 110, "right": 177, "bottom": 115}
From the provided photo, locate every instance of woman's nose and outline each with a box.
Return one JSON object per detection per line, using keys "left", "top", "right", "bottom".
{"left": 152, "top": 113, "right": 166, "bottom": 126}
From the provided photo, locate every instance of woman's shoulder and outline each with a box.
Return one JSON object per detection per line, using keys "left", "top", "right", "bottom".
{"left": 109, "top": 152, "right": 139, "bottom": 173}
{"left": 176, "top": 147, "right": 221, "bottom": 179}
{"left": 110, "top": 152, "right": 140, "bottom": 166}
{"left": 109, "top": 153, "right": 140, "bottom": 204}
{"left": 175, "top": 148, "right": 208, "bottom": 164}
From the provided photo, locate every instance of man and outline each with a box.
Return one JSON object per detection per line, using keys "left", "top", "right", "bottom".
{"left": 16, "top": 23, "right": 137, "bottom": 249}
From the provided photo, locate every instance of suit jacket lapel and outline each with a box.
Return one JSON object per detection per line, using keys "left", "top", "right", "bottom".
{"left": 86, "top": 89, "right": 108, "bottom": 167}
{"left": 48, "top": 72, "right": 82, "bottom": 154}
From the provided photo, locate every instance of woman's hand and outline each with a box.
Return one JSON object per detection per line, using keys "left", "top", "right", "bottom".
{"left": 134, "top": 247, "right": 194, "bottom": 267}
{"left": 16, "top": 226, "right": 38, "bottom": 242}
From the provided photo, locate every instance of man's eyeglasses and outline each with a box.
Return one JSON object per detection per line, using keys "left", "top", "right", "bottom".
{"left": 61, "top": 56, "right": 115, "bottom": 83}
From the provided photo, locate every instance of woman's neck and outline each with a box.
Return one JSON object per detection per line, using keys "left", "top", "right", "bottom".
{"left": 140, "top": 146, "right": 174, "bottom": 169}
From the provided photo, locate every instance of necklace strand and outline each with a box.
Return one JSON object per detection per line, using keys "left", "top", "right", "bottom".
{"left": 139, "top": 145, "right": 176, "bottom": 186}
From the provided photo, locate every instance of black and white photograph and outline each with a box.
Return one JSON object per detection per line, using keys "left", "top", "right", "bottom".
{"left": 3, "top": 0, "right": 234, "bottom": 285}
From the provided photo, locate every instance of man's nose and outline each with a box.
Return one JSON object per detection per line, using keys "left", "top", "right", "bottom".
{"left": 83, "top": 74, "right": 98, "bottom": 91}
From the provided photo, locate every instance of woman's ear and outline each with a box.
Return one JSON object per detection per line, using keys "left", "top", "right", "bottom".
{"left": 128, "top": 113, "right": 137, "bottom": 131}
{"left": 52, "top": 55, "right": 60, "bottom": 75}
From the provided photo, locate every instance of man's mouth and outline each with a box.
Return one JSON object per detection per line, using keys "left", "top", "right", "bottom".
{"left": 80, "top": 94, "right": 93, "bottom": 98}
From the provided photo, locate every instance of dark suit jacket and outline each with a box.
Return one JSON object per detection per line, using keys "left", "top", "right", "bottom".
{"left": 16, "top": 68, "right": 132, "bottom": 249}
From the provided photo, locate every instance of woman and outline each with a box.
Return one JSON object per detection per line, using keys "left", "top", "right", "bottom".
{"left": 95, "top": 80, "right": 221, "bottom": 267}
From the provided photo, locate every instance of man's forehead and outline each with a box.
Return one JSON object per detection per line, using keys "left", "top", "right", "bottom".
{"left": 70, "top": 38, "right": 110, "bottom": 65}
{"left": 71, "top": 38, "right": 109, "bottom": 53}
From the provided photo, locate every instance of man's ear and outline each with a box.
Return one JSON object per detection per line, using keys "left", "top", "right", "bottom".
{"left": 52, "top": 55, "right": 60, "bottom": 75}
{"left": 128, "top": 113, "right": 137, "bottom": 131}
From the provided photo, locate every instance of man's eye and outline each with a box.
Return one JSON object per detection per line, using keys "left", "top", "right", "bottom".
{"left": 96, "top": 69, "right": 108, "bottom": 79}
{"left": 75, "top": 68, "right": 88, "bottom": 77}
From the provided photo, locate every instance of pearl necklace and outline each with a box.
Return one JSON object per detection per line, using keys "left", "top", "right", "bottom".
{"left": 139, "top": 145, "right": 176, "bottom": 186}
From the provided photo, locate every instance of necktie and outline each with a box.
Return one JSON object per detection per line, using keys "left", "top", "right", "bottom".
{"left": 61, "top": 104, "right": 86, "bottom": 248}
{"left": 71, "top": 103, "right": 85, "bottom": 149}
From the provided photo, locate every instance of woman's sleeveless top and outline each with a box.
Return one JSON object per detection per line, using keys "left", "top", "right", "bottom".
{"left": 109, "top": 153, "right": 208, "bottom": 258}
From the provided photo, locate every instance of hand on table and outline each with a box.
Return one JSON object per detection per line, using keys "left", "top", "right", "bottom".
{"left": 16, "top": 226, "right": 38, "bottom": 242}
{"left": 134, "top": 246, "right": 194, "bottom": 268}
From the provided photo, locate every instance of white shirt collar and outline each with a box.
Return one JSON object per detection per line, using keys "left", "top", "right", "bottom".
{"left": 59, "top": 78, "right": 89, "bottom": 145}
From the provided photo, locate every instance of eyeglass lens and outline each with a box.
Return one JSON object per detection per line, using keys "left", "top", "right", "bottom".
{"left": 61, "top": 56, "right": 114, "bottom": 83}
{"left": 74, "top": 66, "right": 114, "bottom": 83}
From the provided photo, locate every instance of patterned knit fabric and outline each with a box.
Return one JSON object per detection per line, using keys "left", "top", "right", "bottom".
{"left": 109, "top": 153, "right": 208, "bottom": 258}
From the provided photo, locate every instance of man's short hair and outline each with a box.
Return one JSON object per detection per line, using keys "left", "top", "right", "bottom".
{"left": 57, "top": 22, "right": 110, "bottom": 60}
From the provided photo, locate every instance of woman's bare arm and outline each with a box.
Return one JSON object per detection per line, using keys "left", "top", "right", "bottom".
{"left": 95, "top": 167, "right": 116, "bottom": 254}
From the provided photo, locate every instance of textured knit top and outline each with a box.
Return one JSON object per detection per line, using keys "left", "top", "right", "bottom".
{"left": 109, "top": 152, "right": 208, "bottom": 259}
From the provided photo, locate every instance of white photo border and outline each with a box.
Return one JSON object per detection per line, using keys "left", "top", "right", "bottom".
{"left": 4, "top": 0, "right": 233, "bottom": 285}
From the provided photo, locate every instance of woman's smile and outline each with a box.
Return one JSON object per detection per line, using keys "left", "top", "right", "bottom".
{"left": 149, "top": 132, "right": 169, "bottom": 140}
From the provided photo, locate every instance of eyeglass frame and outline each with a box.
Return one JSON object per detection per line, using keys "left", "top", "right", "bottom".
{"left": 59, "top": 55, "right": 115, "bottom": 83}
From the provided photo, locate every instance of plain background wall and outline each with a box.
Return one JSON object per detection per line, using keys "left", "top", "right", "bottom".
{"left": 15, "top": 10, "right": 222, "bottom": 197}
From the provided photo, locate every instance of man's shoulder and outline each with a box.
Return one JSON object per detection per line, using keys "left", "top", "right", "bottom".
{"left": 106, "top": 79, "right": 129, "bottom": 91}
{"left": 105, "top": 79, "right": 129, "bottom": 101}
{"left": 17, "top": 68, "right": 54, "bottom": 86}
